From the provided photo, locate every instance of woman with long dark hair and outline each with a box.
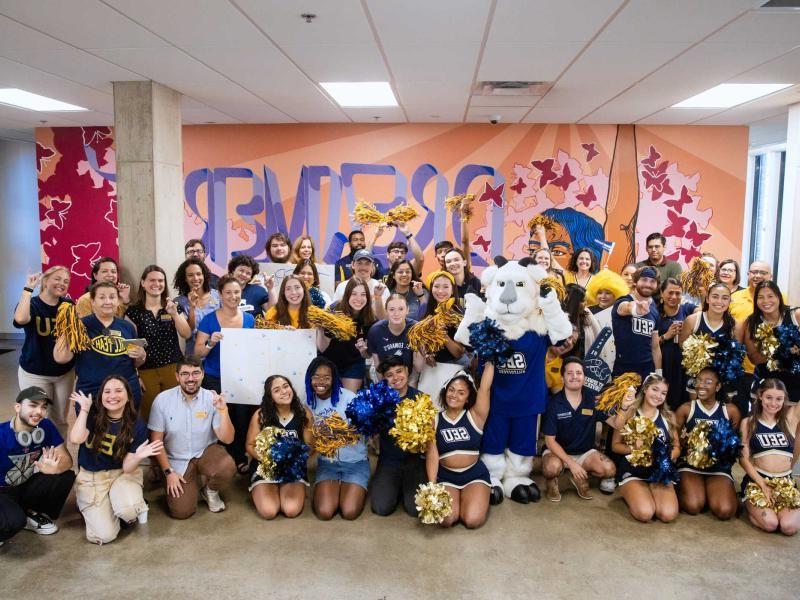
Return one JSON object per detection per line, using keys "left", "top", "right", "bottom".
{"left": 293, "top": 260, "right": 330, "bottom": 308}
{"left": 262, "top": 274, "right": 311, "bottom": 328}
{"left": 245, "top": 375, "right": 312, "bottom": 519}
{"left": 419, "top": 271, "right": 466, "bottom": 367}
{"left": 386, "top": 259, "right": 428, "bottom": 320}
{"left": 318, "top": 277, "right": 376, "bottom": 392}
{"left": 126, "top": 265, "right": 191, "bottom": 421}
{"left": 444, "top": 248, "right": 481, "bottom": 305}
{"left": 563, "top": 248, "right": 598, "bottom": 289}
{"left": 561, "top": 283, "right": 600, "bottom": 360}
{"left": 69, "top": 375, "right": 162, "bottom": 544}
{"left": 657, "top": 277, "right": 699, "bottom": 410}
{"left": 173, "top": 258, "right": 220, "bottom": 357}
{"left": 305, "top": 357, "right": 368, "bottom": 520}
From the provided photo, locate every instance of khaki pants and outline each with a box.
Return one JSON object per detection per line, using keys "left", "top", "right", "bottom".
{"left": 167, "top": 444, "right": 236, "bottom": 520}
{"left": 18, "top": 367, "right": 75, "bottom": 436}
{"left": 75, "top": 467, "right": 146, "bottom": 545}
{"left": 139, "top": 363, "right": 178, "bottom": 422}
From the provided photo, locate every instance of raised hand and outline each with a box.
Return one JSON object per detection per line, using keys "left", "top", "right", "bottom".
{"left": 117, "top": 282, "right": 131, "bottom": 304}
{"left": 71, "top": 390, "right": 92, "bottom": 414}
{"left": 621, "top": 387, "right": 636, "bottom": 412}
{"left": 165, "top": 299, "right": 179, "bottom": 316}
{"left": 35, "top": 446, "right": 61, "bottom": 474}
{"left": 134, "top": 439, "right": 164, "bottom": 460}
{"left": 211, "top": 392, "right": 227, "bottom": 412}
{"left": 25, "top": 271, "right": 43, "bottom": 290}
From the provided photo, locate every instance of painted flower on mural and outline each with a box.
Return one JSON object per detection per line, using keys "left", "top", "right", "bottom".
{"left": 636, "top": 144, "right": 712, "bottom": 267}
{"left": 43, "top": 197, "right": 73, "bottom": 230}
{"left": 70, "top": 242, "right": 102, "bottom": 279}
{"left": 36, "top": 143, "right": 56, "bottom": 173}
{"left": 478, "top": 181, "right": 505, "bottom": 208}
{"left": 105, "top": 197, "right": 118, "bottom": 230}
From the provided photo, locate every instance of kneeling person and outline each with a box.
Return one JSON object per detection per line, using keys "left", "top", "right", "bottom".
{"left": 148, "top": 358, "right": 236, "bottom": 519}
{"left": 542, "top": 358, "right": 633, "bottom": 502}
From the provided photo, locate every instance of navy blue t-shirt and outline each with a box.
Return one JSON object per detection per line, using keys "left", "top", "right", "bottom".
{"left": 611, "top": 294, "right": 659, "bottom": 367}
{"left": 656, "top": 302, "right": 697, "bottom": 341}
{"left": 78, "top": 416, "right": 148, "bottom": 472}
{"left": 367, "top": 318, "right": 416, "bottom": 370}
{"left": 76, "top": 315, "right": 141, "bottom": 400}
{"left": 542, "top": 390, "right": 609, "bottom": 455}
{"left": 0, "top": 418, "right": 63, "bottom": 487}
{"left": 14, "top": 296, "right": 74, "bottom": 376}
{"left": 240, "top": 283, "right": 269, "bottom": 317}
{"left": 379, "top": 386, "right": 421, "bottom": 463}
{"left": 490, "top": 331, "right": 550, "bottom": 417}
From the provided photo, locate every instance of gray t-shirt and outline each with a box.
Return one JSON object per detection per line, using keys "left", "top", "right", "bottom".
{"left": 148, "top": 386, "right": 222, "bottom": 476}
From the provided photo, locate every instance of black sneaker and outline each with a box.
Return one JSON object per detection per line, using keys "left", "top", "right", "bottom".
{"left": 24, "top": 512, "right": 58, "bottom": 535}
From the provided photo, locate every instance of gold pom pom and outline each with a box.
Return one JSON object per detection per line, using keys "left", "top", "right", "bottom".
{"left": 681, "top": 333, "right": 717, "bottom": 377}
{"left": 754, "top": 322, "right": 780, "bottom": 371}
{"left": 254, "top": 426, "right": 281, "bottom": 480}
{"left": 539, "top": 276, "right": 566, "bottom": 302}
{"left": 385, "top": 205, "right": 418, "bottom": 224}
{"left": 685, "top": 420, "right": 714, "bottom": 469}
{"left": 527, "top": 214, "right": 556, "bottom": 234}
{"left": 254, "top": 315, "right": 289, "bottom": 330}
{"left": 620, "top": 415, "right": 658, "bottom": 467}
{"left": 744, "top": 477, "right": 800, "bottom": 511}
{"left": 415, "top": 482, "right": 453, "bottom": 524}
{"left": 389, "top": 393, "right": 436, "bottom": 453}
{"left": 596, "top": 373, "right": 641, "bottom": 413}
{"left": 681, "top": 257, "right": 715, "bottom": 300}
{"left": 352, "top": 200, "right": 385, "bottom": 227}
{"left": 444, "top": 194, "right": 475, "bottom": 221}
{"left": 312, "top": 413, "right": 360, "bottom": 459}
{"left": 407, "top": 302, "right": 462, "bottom": 353}
{"left": 53, "top": 302, "right": 90, "bottom": 352}
{"left": 307, "top": 305, "right": 357, "bottom": 340}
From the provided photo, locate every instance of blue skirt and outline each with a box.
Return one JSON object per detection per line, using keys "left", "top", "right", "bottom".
{"left": 437, "top": 460, "right": 491, "bottom": 489}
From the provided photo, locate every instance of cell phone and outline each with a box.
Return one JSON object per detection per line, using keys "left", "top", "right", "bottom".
{"left": 124, "top": 338, "right": 149, "bottom": 348}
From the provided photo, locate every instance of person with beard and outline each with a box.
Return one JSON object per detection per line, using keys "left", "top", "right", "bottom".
{"left": 148, "top": 358, "right": 236, "bottom": 519}
{"left": 611, "top": 267, "right": 663, "bottom": 379}
{"left": 265, "top": 232, "right": 292, "bottom": 264}
{"left": 0, "top": 387, "right": 75, "bottom": 544}
{"left": 634, "top": 233, "right": 682, "bottom": 291}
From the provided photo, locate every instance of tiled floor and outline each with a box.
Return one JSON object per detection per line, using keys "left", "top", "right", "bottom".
{"left": 0, "top": 346, "right": 795, "bottom": 600}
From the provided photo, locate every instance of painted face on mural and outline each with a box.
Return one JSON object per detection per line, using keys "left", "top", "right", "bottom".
{"left": 543, "top": 222, "right": 573, "bottom": 267}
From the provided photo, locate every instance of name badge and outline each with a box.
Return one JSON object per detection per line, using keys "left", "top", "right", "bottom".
{"left": 108, "top": 329, "right": 122, "bottom": 337}
{"left": 195, "top": 411, "right": 208, "bottom": 419}
{"left": 581, "top": 408, "right": 594, "bottom": 416}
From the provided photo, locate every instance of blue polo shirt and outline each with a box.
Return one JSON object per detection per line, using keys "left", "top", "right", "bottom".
{"left": 611, "top": 294, "right": 659, "bottom": 368}
{"left": 542, "top": 390, "right": 608, "bottom": 455}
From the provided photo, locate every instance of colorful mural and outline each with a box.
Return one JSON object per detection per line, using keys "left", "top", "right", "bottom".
{"left": 36, "top": 123, "right": 747, "bottom": 298}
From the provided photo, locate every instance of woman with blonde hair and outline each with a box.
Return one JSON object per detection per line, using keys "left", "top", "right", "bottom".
{"left": 13, "top": 266, "right": 75, "bottom": 435}
{"left": 291, "top": 235, "right": 317, "bottom": 264}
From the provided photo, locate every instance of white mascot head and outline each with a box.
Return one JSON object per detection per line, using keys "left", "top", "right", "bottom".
{"left": 455, "top": 256, "right": 573, "bottom": 344}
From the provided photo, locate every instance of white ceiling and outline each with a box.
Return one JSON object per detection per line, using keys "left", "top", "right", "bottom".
{"left": 0, "top": 0, "right": 798, "bottom": 142}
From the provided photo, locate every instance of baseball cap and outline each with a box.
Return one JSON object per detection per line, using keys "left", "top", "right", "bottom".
{"left": 352, "top": 249, "right": 376, "bottom": 263}
{"left": 639, "top": 266, "right": 658, "bottom": 280}
{"left": 16, "top": 386, "right": 52, "bottom": 405}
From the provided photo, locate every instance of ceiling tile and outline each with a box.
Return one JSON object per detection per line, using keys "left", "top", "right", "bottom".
{"left": 729, "top": 47, "right": 800, "bottom": 83}
{"left": 479, "top": 42, "right": 584, "bottom": 81}
{"left": 0, "top": 14, "right": 69, "bottom": 51}
{"left": 280, "top": 43, "right": 388, "bottom": 81}
{"left": 385, "top": 44, "right": 480, "bottom": 84}
{"left": 366, "top": 0, "right": 490, "bottom": 44}
{"left": 635, "top": 107, "right": 722, "bottom": 125}
{"left": 466, "top": 106, "right": 529, "bottom": 123}
{"left": 488, "top": 0, "right": 625, "bottom": 43}
{"left": 709, "top": 10, "right": 800, "bottom": 44}
{"left": 747, "top": 112, "right": 788, "bottom": 147}
{"left": 522, "top": 106, "right": 590, "bottom": 123}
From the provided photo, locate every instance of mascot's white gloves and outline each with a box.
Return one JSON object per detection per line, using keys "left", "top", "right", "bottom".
{"left": 539, "top": 287, "right": 574, "bottom": 345}
{"left": 455, "top": 293, "right": 486, "bottom": 345}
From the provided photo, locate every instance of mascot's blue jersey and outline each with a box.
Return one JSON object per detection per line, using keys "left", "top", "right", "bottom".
{"left": 489, "top": 330, "right": 549, "bottom": 417}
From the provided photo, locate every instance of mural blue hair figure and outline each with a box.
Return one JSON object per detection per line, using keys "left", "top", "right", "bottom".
{"left": 304, "top": 356, "right": 342, "bottom": 410}
{"left": 542, "top": 207, "right": 605, "bottom": 264}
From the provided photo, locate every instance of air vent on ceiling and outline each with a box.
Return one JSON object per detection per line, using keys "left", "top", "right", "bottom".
{"left": 474, "top": 81, "right": 552, "bottom": 96}
{"left": 758, "top": 1, "right": 800, "bottom": 8}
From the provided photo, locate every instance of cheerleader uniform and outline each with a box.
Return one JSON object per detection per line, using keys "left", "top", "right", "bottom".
{"left": 435, "top": 410, "right": 491, "bottom": 489}
{"left": 248, "top": 412, "right": 308, "bottom": 490}
{"left": 740, "top": 419, "right": 796, "bottom": 496}
{"left": 616, "top": 410, "right": 672, "bottom": 486}
{"left": 677, "top": 400, "right": 734, "bottom": 480}
{"left": 687, "top": 313, "right": 737, "bottom": 400}
{"left": 752, "top": 310, "right": 800, "bottom": 404}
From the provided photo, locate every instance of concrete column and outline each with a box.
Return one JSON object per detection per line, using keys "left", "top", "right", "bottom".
{"left": 113, "top": 81, "right": 184, "bottom": 289}
{"left": 782, "top": 103, "right": 800, "bottom": 303}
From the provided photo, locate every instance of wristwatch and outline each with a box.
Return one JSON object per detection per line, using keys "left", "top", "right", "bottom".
{"left": 163, "top": 467, "right": 173, "bottom": 476}
{"left": 406, "top": 232, "right": 413, "bottom": 239}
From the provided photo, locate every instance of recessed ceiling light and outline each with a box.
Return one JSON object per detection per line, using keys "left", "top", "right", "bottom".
{"left": 672, "top": 83, "right": 792, "bottom": 108}
{"left": 320, "top": 82, "right": 398, "bottom": 107}
{"left": 0, "top": 88, "right": 87, "bottom": 112}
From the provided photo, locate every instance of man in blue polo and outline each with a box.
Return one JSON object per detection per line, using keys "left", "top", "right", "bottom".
{"left": 611, "top": 266, "right": 663, "bottom": 379}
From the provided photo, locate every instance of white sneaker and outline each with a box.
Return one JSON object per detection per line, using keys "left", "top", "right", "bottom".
{"left": 200, "top": 486, "right": 226, "bottom": 512}
{"left": 599, "top": 478, "right": 616, "bottom": 495}
{"left": 137, "top": 510, "right": 149, "bottom": 524}
{"left": 24, "top": 512, "right": 58, "bottom": 535}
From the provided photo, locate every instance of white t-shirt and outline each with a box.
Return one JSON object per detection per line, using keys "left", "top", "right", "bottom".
{"left": 333, "top": 277, "right": 390, "bottom": 305}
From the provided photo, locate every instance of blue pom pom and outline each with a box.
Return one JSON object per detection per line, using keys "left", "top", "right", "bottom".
{"left": 775, "top": 323, "right": 800, "bottom": 375}
{"left": 710, "top": 335, "right": 745, "bottom": 386}
{"left": 648, "top": 436, "right": 679, "bottom": 486}
{"left": 309, "top": 286, "right": 326, "bottom": 309}
{"left": 468, "top": 318, "right": 514, "bottom": 363}
{"left": 345, "top": 380, "right": 401, "bottom": 437}
{"left": 707, "top": 418, "right": 741, "bottom": 470}
{"left": 270, "top": 435, "right": 310, "bottom": 484}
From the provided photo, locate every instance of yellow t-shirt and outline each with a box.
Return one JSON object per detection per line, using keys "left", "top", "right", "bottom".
{"left": 264, "top": 306, "right": 302, "bottom": 328}
{"left": 545, "top": 354, "right": 563, "bottom": 394}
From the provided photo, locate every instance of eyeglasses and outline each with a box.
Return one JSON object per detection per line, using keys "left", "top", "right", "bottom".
{"left": 749, "top": 270, "right": 769, "bottom": 276}
{"left": 186, "top": 249, "right": 204, "bottom": 256}
{"left": 179, "top": 371, "right": 202, "bottom": 378}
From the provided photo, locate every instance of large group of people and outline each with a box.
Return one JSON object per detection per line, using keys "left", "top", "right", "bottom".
{"left": 2, "top": 221, "right": 799, "bottom": 549}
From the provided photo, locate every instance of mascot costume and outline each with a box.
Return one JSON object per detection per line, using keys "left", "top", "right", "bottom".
{"left": 455, "top": 257, "right": 572, "bottom": 504}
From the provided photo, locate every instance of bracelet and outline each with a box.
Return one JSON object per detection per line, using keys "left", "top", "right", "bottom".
{"left": 216, "top": 407, "right": 227, "bottom": 413}
{"left": 23, "top": 287, "right": 34, "bottom": 293}
{"left": 406, "top": 232, "right": 413, "bottom": 239}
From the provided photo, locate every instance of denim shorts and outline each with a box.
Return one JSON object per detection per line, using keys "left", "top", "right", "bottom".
{"left": 315, "top": 457, "right": 371, "bottom": 490}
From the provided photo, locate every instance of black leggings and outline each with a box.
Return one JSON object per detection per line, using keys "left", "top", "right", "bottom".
{"left": 0, "top": 471, "right": 76, "bottom": 542}
{"left": 370, "top": 457, "right": 426, "bottom": 517}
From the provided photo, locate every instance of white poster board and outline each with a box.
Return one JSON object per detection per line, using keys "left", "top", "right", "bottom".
{"left": 220, "top": 328, "right": 317, "bottom": 405}
{"left": 417, "top": 363, "right": 464, "bottom": 409}
{"left": 260, "top": 262, "right": 335, "bottom": 297}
